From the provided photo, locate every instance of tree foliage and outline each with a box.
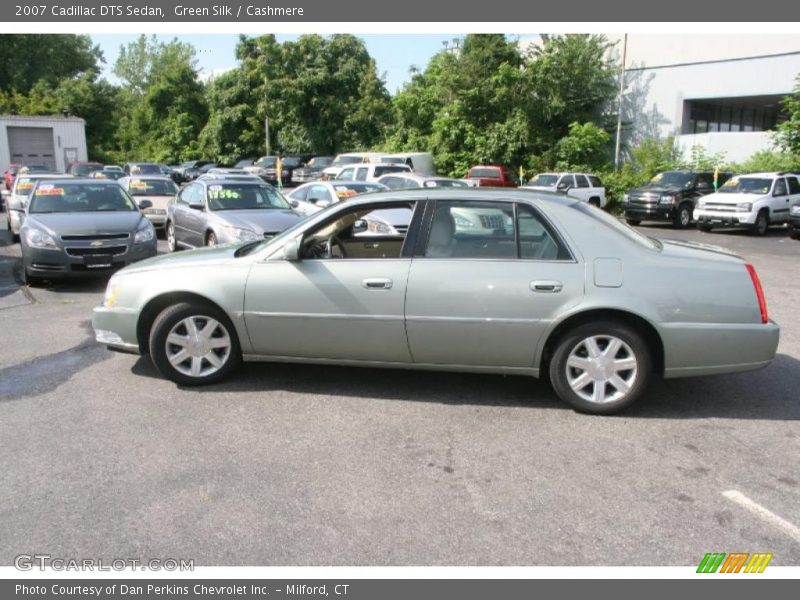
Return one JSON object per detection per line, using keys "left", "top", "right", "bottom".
{"left": 777, "top": 73, "right": 800, "bottom": 157}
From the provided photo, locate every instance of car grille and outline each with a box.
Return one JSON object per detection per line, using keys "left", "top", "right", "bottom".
{"left": 479, "top": 214, "right": 506, "bottom": 229}
{"left": 65, "top": 246, "right": 127, "bottom": 257}
{"left": 61, "top": 233, "right": 130, "bottom": 241}
{"left": 628, "top": 192, "right": 659, "bottom": 207}
{"left": 263, "top": 231, "right": 280, "bottom": 239}
{"left": 394, "top": 225, "right": 409, "bottom": 235}
{"left": 702, "top": 203, "right": 736, "bottom": 213}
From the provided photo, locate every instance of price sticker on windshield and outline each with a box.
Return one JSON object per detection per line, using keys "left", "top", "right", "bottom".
{"left": 208, "top": 187, "right": 240, "bottom": 200}
{"left": 334, "top": 187, "right": 358, "bottom": 198}
{"left": 17, "top": 179, "right": 33, "bottom": 190}
{"left": 130, "top": 181, "right": 149, "bottom": 190}
{"left": 34, "top": 185, "right": 65, "bottom": 196}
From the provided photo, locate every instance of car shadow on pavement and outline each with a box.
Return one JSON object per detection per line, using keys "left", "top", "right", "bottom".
{"left": 130, "top": 352, "right": 800, "bottom": 419}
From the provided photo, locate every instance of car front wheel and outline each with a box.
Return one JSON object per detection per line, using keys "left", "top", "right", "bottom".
{"left": 149, "top": 302, "right": 241, "bottom": 386}
{"left": 548, "top": 321, "right": 652, "bottom": 414}
{"left": 673, "top": 203, "right": 692, "bottom": 229}
{"left": 625, "top": 218, "right": 641, "bottom": 226}
{"left": 751, "top": 209, "right": 769, "bottom": 236}
{"left": 166, "top": 221, "right": 180, "bottom": 252}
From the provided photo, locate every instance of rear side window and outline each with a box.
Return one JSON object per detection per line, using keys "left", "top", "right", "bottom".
{"left": 787, "top": 176, "right": 800, "bottom": 195}
{"left": 575, "top": 175, "right": 590, "bottom": 188}
{"left": 588, "top": 175, "right": 602, "bottom": 187}
{"left": 570, "top": 201, "right": 660, "bottom": 250}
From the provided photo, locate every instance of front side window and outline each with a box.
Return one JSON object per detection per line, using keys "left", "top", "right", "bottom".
{"left": 28, "top": 183, "right": 137, "bottom": 213}
{"left": 338, "top": 168, "right": 355, "bottom": 181}
{"left": 206, "top": 184, "right": 290, "bottom": 211}
{"left": 299, "top": 202, "right": 416, "bottom": 259}
{"left": 289, "top": 186, "right": 309, "bottom": 202}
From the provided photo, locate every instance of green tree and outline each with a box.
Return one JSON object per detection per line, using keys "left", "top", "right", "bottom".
{"left": 777, "top": 73, "right": 800, "bottom": 156}
{"left": 0, "top": 34, "right": 102, "bottom": 94}
{"left": 553, "top": 122, "right": 612, "bottom": 170}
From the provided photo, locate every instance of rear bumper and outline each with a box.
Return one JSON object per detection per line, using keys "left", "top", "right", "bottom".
{"left": 694, "top": 210, "right": 756, "bottom": 226}
{"left": 661, "top": 320, "right": 780, "bottom": 378}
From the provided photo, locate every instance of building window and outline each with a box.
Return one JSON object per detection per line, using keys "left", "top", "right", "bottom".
{"left": 684, "top": 96, "right": 787, "bottom": 135}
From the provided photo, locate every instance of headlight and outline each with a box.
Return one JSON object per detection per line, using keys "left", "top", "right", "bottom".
{"left": 366, "top": 220, "right": 395, "bottom": 234}
{"left": 790, "top": 204, "right": 800, "bottom": 215}
{"left": 222, "top": 226, "right": 259, "bottom": 242}
{"left": 659, "top": 194, "right": 676, "bottom": 205}
{"left": 736, "top": 202, "right": 753, "bottom": 213}
{"left": 133, "top": 221, "right": 155, "bottom": 243}
{"left": 696, "top": 199, "right": 706, "bottom": 209}
{"left": 104, "top": 276, "right": 121, "bottom": 307}
{"left": 622, "top": 193, "right": 630, "bottom": 204}
{"left": 453, "top": 214, "right": 475, "bottom": 229}
{"left": 23, "top": 228, "right": 57, "bottom": 249}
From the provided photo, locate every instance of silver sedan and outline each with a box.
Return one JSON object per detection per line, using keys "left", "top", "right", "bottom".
{"left": 93, "top": 189, "right": 779, "bottom": 414}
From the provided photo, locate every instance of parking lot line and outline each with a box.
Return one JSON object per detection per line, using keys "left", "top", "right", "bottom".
{"left": 722, "top": 490, "right": 800, "bottom": 544}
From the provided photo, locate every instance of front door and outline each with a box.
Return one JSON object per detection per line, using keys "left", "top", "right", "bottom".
{"left": 243, "top": 201, "right": 421, "bottom": 363}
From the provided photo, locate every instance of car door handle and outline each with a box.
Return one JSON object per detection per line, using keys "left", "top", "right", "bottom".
{"left": 530, "top": 280, "right": 563, "bottom": 293}
{"left": 362, "top": 278, "right": 393, "bottom": 290}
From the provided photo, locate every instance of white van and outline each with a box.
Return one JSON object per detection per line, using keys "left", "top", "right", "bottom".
{"left": 322, "top": 152, "right": 385, "bottom": 180}
{"left": 382, "top": 152, "right": 435, "bottom": 176}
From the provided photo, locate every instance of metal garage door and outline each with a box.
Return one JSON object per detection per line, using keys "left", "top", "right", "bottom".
{"left": 7, "top": 126, "right": 56, "bottom": 170}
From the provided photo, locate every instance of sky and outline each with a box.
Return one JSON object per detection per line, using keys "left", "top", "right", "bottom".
{"left": 92, "top": 34, "right": 538, "bottom": 94}
{"left": 94, "top": 34, "right": 460, "bottom": 94}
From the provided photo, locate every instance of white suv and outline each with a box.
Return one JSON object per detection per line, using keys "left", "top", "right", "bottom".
{"left": 694, "top": 172, "right": 800, "bottom": 236}
{"left": 524, "top": 172, "right": 607, "bottom": 208}
{"left": 335, "top": 163, "right": 412, "bottom": 183}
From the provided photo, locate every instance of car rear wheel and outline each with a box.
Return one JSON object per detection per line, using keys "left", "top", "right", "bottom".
{"left": 166, "top": 221, "right": 182, "bottom": 252}
{"left": 625, "top": 218, "right": 641, "bottom": 226}
{"left": 751, "top": 209, "right": 769, "bottom": 236}
{"left": 673, "top": 203, "right": 692, "bottom": 229}
{"left": 548, "top": 321, "right": 652, "bottom": 414}
{"left": 206, "top": 231, "right": 217, "bottom": 247}
{"left": 149, "top": 302, "right": 241, "bottom": 386}
{"left": 697, "top": 223, "right": 713, "bottom": 232}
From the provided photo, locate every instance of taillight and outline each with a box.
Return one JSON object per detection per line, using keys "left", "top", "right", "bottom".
{"left": 745, "top": 263, "right": 768, "bottom": 324}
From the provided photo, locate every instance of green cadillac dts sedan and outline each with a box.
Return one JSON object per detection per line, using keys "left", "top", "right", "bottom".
{"left": 93, "top": 189, "right": 779, "bottom": 414}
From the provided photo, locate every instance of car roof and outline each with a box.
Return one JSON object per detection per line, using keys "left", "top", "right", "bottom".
{"left": 323, "top": 187, "right": 572, "bottom": 207}
{"left": 123, "top": 175, "right": 173, "bottom": 180}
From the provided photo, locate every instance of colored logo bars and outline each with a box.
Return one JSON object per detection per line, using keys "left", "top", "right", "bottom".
{"left": 697, "top": 552, "right": 773, "bottom": 573}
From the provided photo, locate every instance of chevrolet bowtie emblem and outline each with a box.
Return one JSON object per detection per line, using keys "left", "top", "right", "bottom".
{"left": 90, "top": 240, "right": 104, "bottom": 247}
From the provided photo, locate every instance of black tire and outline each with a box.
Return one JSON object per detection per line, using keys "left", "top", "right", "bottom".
{"left": 672, "top": 203, "right": 692, "bottom": 229}
{"left": 588, "top": 197, "right": 601, "bottom": 208}
{"left": 548, "top": 320, "right": 653, "bottom": 415}
{"left": 149, "top": 302, "right": 241, "bottom": 386}
{"left": 697, "top": 223, "right": 713, "bottom": 233}
{"left": 206, "top": 231, "right": 217, "bottom": 247}
{"left": 625, "top": 218, "right": 641, "bottom": 226}
{"left": 790, "top": 226, "right": 800, "bottom": 240}
{"left": 166, "top": 221, "right": 180, "bottom": 252}
{"left": 751, "top": 209, "right": 769, "bottom": 236}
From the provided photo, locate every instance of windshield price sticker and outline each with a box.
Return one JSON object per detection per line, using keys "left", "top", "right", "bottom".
{"left": 35, "top": 186, "right": 65, "bottom": 196}
{"left": 17, "top": 180, "right": 33, "bottom": 190}
{"left": 208, "top": 188, "right": 240, "bottom": 200}
{"left": 130, "top": 181, "right": 149, "bottom": 190}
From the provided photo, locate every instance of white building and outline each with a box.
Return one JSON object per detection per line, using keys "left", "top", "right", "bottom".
{"left": 0, "top": 115, "right": 88, "bottom": 174}
{"left": 607, "top": 35, "right": 800, "bottom": 162}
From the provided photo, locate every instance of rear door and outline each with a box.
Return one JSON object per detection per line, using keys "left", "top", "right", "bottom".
{"left": 771, "top": 177, "right": 792, "bottom": 222}
{"left": 787, "top": 177, "right": 800, "bottom": 216}
{"left": 404, "top": 199, "right": 585, "bottom": 369}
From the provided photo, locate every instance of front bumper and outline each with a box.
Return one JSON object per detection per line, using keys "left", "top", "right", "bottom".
{"left": 694, "top": 210, "right": 756, "bottom": 226}
{"left": 93, "top": 305, "right": 141, "bottom": 353}
{"left": 661, "top": 320, "right": 780, "bottom": 378}
{"left": 143, "top": 211, "right": 167, "bottom": 228}
{"left": 23, "top": 240, "right": 157, "bottom": 278}
{"left": 624, "top": 204, "right": 676, "bottom": 222}
{"left": 788, "top": 215, "right": 800, "bottom": 234}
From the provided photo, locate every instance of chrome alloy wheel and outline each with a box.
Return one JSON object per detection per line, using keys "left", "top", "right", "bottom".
{"left": 165, "top": 316, "right": 232, "bottom": 378}
{"left": 565, "top": 335, "right": 638, "bottom": 404}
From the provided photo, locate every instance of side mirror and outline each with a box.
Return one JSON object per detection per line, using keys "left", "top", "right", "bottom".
{"left": 283, "top": 236, "right": 302, "bottom": 261}
{"left": 290, "top": 199, "right": 299, "bottom": 208}
{"left": 556, "top": 183, "right": 571, "bottom": 193}
{"left": 353, "top": 219, "right": 367, "bottom": 233}
{"left": 188, "top": 200, "right": 204, "bottom": 210}
{"left": 137, "top": 199, "right": 153, "bottom": 210}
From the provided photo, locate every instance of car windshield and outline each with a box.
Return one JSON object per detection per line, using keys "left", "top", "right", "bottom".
{"left": 373, "top": 165, "right": 409, "bottom": 177}
{"left": 14, "top": 177, "right": 51, "bottom": 197}
{"left": 72, "top": 164, "right": 103, "bottom": 176}
{"left": 331, "top": 183, "right": 386, "bottom": 199}
{"left": 282, "top": 157, "right": 303, "bottom": 168}
{"left": 528, "top": 174, "right": 560, "bottom": 186}
{"left": 129, "top": 164, "right": 162, "bottom": 175}
{"left": 470, "top": 167, "right": 501, "bottom": 178}
{"left": 718, "top": 177, "right": 773, "bottom": 194}
{"left": 255, "top": 157, "right": 277, "bottom": 167}
{"left": 307, "top": 157, "right": 332, "bottom": 168}
{"left": 423, "top": 179, "right": 468, "bottom": 188}
{"left": 647, "top": 172, "right": 694, "bottom": 188}
{"left": 28, "top": 183, "right": 137, "bottom": 213}
{"left": 333, "top": 156, "right": 364, "bottom": 166}
{"left": 128, "top": 178, "right": 179, "bottom": 196}
{"left": 570, "top": 201, "right": 660, "bottom": 250}
{"left": 207, "top": 183, "right": 290, "bottom": 211}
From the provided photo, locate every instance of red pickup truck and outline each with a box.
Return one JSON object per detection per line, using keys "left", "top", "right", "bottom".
{"left": 466, "top": 164, "right": 518, "bottom": 188}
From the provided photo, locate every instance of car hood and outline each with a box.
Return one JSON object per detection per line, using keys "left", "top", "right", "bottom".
{"left": 214, "top": 209, "right": 302, "bottom": 233}
{"left": 119, "top": 244, "right": 242, "bottom": 275}
{"left": 630, "top": 185, "right": 686, "bottom": 195}
{"left": 658, "top": 238, "right": 743, "bottom": 263}
{"left": 25, "top": 211, "right": 145, "bottom": 236}
{"left": 700, "top": 192, "right": 765, "bottom": 204}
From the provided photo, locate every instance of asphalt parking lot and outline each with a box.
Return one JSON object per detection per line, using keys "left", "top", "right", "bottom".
{"left": 1, "top": 206, "right": 798, "bottom": 566}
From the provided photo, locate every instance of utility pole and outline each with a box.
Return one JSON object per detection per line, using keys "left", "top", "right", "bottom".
{"left": 614, "top": 33, "right": 628, "bottom": 171}
{"left": 260, "top": 52, "right": 271, "bottom": 156}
